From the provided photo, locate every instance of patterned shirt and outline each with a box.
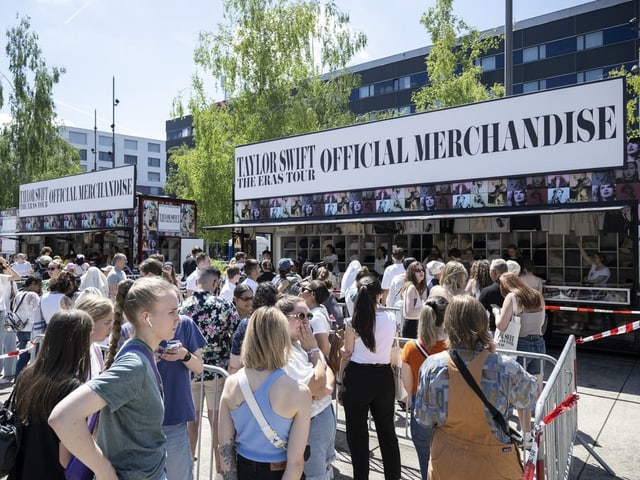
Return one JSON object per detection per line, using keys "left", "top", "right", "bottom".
{"left": 414, "top": 342, "right": 538, "bottom": 443}
{"left": 178, "top": 291, "right": 239, "bottom": 380}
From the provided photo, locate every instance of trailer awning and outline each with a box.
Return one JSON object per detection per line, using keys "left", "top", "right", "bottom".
{"left": 202, "top": 204, "right": 628, "bottom": 230}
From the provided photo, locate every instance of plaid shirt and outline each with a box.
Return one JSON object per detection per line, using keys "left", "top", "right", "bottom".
{"left": 414, "top": 343, "right": 538, "bottom": 443}
{"left": 178, "top": 291, "right": 239, "bottom": 380}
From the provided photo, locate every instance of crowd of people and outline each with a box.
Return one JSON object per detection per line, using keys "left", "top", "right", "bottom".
{"left": 0, "top": 240, "right": 562, "bottom": 479}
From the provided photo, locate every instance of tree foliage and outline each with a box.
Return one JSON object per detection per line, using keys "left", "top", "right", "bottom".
{"left": 0, "top": 15, "right": 80, "bottom": 209}
{"left": 412, "top": 0, "right": 503, "bottom": 112}
{"left": 608, "top": 67, "right": 640, "bottom": 139}
{"left": 165, "top": 0, "right": 366, "bottom": 242}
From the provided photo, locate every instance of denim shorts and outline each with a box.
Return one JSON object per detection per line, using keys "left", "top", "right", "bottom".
{"left": 305, "top": 405, "right": 336, "bottom": 480}
{"left": 516, "top": 336, "right": 546, "bottom": 375}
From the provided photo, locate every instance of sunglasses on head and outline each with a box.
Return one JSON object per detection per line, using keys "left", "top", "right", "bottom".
{"left": 288, "top": 312, "right": 314, "bottom": 321}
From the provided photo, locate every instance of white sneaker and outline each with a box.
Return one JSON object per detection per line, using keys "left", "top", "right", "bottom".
{"left": 522, "top": 432, "right": 534, "bottom": 450}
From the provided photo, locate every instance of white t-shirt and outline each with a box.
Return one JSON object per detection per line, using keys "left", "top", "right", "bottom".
{"left": 283, "top": 341, "right": 331, "bottom": 418}
{"left": 385, "top": 273, "right": 406, "bottom": 308}
{"left": 13, "top": 291, "right": 40, "bottom": 332}
{"left": 219, "top": 280, "right": 236, "bottom": 303}
{"left": 0, "top": 274, "right": 15, "bottom": 312}
{"left": 309, "top": 305, "right": 330, "bottom": 335}
{"left": 323, "top": 253, "right": 340, "bottom": 274}
{"left": 186, "top": 269, "right": 199, "bottom": 292}
{"left": 350, "top": 311, "right": 396, "bottom": 364}
{"left": 11, "top": 262, "right": 32, "bottom": 277}
{"left": 381, "top": 263, "right": 405, "bottom": 290}
{"left": 242, "top": 277, "right": 258, "bottom": 294}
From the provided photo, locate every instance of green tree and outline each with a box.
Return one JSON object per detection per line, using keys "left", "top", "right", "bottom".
{"left": 0, "top": 15, "right": 81, "bottom": 209}
{"left": 608, "top": 67, "right": 640, "bottom": 139}
{"left": 412, "top": 0, "right": 503, "bottom": 111}
{"left": 165, "top": 0, "right": 366, "bottom": 242}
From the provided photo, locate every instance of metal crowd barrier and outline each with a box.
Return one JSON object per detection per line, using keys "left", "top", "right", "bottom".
{"left": 391, "top": 334, "right": 577, "bottom": 480}
{"left": 193, "top": 364, "right": 229, "bottom": 480}
{"left": 533, "top": 335, "right": 578, "bottom": 480}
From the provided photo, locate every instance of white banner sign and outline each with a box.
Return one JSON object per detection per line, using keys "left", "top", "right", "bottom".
{"left": 19, "top": 166, "right": 135, "bottom": 217}
{"left": 158, "top": 204, "right": 181, "bottom": 232}
{"left": 234, "top": 78, "right": 625, "bottom": 201}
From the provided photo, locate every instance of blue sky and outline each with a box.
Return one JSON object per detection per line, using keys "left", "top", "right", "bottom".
{"left": 0, "top": 0, "right": 592, "bottom": 140}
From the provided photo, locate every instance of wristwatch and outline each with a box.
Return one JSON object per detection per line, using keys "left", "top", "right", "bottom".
{"left": 181, "top": 351, "right": 192, "bottom": 363}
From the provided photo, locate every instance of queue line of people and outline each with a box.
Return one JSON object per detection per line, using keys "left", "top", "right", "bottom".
{"left": 4, "top": 244, "right": 553, "bottom": 480}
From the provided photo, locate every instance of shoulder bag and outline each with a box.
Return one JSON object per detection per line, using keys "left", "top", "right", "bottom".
{"left": 450, "top": 350, "right": 522, "bottom": 445}
{"left": 493, "top": 295, "right": 521, "bottom": 351}
{"left": 64, "top": 412, "right": 99, "bottom": 480}
{"left": 4, "top": 293, "right": 27, "bottom": 332}
{"left": 0, "top": 389, "right": 22, "bottom": 476}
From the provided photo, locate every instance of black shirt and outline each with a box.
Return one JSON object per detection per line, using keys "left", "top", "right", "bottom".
{"left": 478, "top": 282, "right": 504, "bottom": 331}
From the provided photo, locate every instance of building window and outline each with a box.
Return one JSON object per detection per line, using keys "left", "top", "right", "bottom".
{"left": 399, "top": 76, "right": 411, "bottom": 90}
{"left": 78, "top": 149, "right": 87, "bottom": 161}
{"left": 167, "top": 129, "right": 182, "bottom": 140}
{"left": 124, "top": 154, "right": 137, "bottom": 165}
{"left": 585, "top": 31, "right": 603, "bottom": 49}
{"left": 359, "top": 85, "right": 372, "bottom": 99}
{"left": 523, "top": 80, "right": 547, "bottom": 93}
{"left": 522, "top": 45, "right": 545, "bottom": 63}
{"left": 98, "top": 151, "right": 112, "bottom": 162}
{"left": 99, "top": 135, "right": 111, "bottom": 147}
{"left": 148, "top": 142, "right": 161, "bottom": 153}
{"left": 373, "top": 80, "right": 394, "bottom": 95}
{"left": 148, "top": 157, "right": 161, "bottom": 168}
{"left": 148, "top": 172, "right": 161, "bottom": 182}
{"left": 68, "top": 131, "right": 87, "bottom": 144}
{"left": 481, "top": 56, "right": 496, "bottom": 71}
{"left": 124, "top": 139, "right": 138, "bottom": 150}
{"left": 545, "top": 37, "right": 576, "bottom": 58}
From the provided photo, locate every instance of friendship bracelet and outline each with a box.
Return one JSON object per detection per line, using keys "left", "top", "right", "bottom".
{"left": 306, "top": 347, "right": 321, "bottom": 355}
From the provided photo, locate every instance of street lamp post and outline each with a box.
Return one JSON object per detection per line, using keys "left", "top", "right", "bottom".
{"left": 93, "top": 109, "right": 97, "bottom": 171}
{"left": 111, "top": 76, "right": 119, "bottom": 163}
{"left": 505, "top": 0, "right": 513, "bottom": 96}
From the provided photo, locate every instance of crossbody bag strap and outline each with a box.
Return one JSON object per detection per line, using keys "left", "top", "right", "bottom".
{"left": 414, "top": 339, "right": 429, "bottom": 358}
{"left": 450, "top": 350, "right": 515, "bottom": 441}
{"left": 238, "top": 369, "right": 287, "bottom": 449}
{"left": 11, "top": 292, "right": 26, "bottom": 313}
{"left": 511, "top": 294, "right": 518, "bottom": 320}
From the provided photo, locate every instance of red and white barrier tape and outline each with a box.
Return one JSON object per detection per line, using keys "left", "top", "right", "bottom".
{"left": 575, "top": 320, "right": 640, "bottom": 344}
{"left": 546, "top": 305, "right": 639, "bottom": 315}
{"left": 522, "top": 393, "right": 580, "bottom": 480}
{"left": 0, "top": 340, "right": 38, "bottom": 360}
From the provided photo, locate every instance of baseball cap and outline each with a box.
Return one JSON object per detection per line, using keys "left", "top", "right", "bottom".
{"left": 277, "top": 258, "right": 294, "bottom": 271}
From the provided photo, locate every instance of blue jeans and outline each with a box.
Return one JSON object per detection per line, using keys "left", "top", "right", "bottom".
{"left": 410, "top": 396, "right": 432, "bottom": 480}
{"left": 516, "top": 337, "right": 546, "bottom": 375}
{"left": 305, "top": 405, "right": 336, "bottom": 480}
{"left": 14, "top": 331, "right": 32, "bottom": 379}
{"left": 162, "top": 423, "right": 193, "bottom": 480}
{"left": 0, "top": 313, "right": 16, "bottom": 376}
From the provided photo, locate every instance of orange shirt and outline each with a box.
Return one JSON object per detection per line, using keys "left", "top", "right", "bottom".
{"left": 401, "top": 339, "right": 447, "bottom": 395}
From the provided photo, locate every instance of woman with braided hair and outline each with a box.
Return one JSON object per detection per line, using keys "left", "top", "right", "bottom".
{"left": 50, "top": 277, "right": 180, "bottom": 480}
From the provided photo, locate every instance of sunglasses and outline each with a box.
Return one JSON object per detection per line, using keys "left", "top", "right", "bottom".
{"left": 48, "top": 267, "right": 59, "bottom": 271}
{"left": 240, "top": 296, "right": 254, "bottom": 302}
{"left": 415, "top": 268, "right": 425, "bottom": 273}
{"left": 301, "top": 287, "right": 315, "bottom": 293}
{"left": 288, "top": 312, "right": 314, "bottom": 321}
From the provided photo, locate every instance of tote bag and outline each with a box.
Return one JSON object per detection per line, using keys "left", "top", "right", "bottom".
{"left": 494, "top": 295, "right": 521, "bottom": 351}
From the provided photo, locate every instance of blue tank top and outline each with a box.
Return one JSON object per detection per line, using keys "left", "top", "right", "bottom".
{"left": 231, "top": 369, "right": 292, "bottom": 462}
